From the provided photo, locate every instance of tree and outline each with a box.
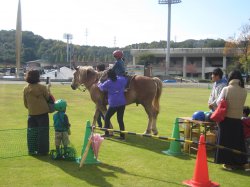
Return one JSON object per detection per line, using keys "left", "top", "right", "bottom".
{"left": 238, "top": 23, "right": 250, "bottom": 74}
{"left": 224, "top": 20, "right": 250, "bottom": 74}
{"left": 0, "top": 30, "right": 228, "bottom": 66}
{"left": 137, "top": 54, "right": 156, "bottom": 65}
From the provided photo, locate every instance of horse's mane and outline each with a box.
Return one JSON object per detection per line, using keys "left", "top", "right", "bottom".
{"left": 78, "top": 65, "right": 94, "bottom": 72}
{"left": 78, "top": 66, "right": 101, "bottom": 84}
{"left": 78, "top": 66, "right": 94, "bottom": 77}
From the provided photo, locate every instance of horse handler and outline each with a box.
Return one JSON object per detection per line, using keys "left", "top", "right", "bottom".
{"left": 98, "top": 69, "right": 127, "bottom": 140}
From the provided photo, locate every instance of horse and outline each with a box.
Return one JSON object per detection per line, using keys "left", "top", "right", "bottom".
{"left": 71, "top": 66, "right": 162, "bottom": 135}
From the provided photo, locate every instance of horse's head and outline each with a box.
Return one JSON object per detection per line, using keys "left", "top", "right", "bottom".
{"left": 71, "top": 66, "right": 98, "bottom": 90}
{"left": 71, "top": 66, "right": 81, "bottom": 90}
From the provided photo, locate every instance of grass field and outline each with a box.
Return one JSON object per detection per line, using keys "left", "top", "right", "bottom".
{"left": 0, "top": 82, "right": 250, "bottom": 186}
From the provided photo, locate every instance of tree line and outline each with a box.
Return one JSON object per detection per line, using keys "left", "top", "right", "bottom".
{"left": 0, "top": 29, "right": 228, "bottom": 67}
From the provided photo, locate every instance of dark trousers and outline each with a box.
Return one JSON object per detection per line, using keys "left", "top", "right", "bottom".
{"left": 215, "top": 117, "right": 247, "bottom": 165}
{"left": 104, "top": 105, "right": 125, "bottom": 138}
{"left": 97, "top": 111, "right": 104, "bottom": 128}
{"left": 27, "top": 113, "right": 49, "bottom": 155}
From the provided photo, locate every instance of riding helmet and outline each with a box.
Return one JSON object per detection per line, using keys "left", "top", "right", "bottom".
{"left": 113, "top": 50, "right": 123, "bottom": 59}
{"left": 204, "top": 111, "right": 213, "bottom": 122}
{"left": 54, "top": 99, "right": 67, "bottom": 112}
{"left": 192, "top": 111, "right": 205, "bottom": 121}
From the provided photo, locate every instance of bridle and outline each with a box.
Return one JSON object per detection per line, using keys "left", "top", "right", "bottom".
{"left": 74, "top": 67, "right": 102, "bottom": 93}
{"left": 77, "top": 84, "right": 87, "bottom": 92}
{"left": 77, "top": 76, "right": 100, "bottom": 93}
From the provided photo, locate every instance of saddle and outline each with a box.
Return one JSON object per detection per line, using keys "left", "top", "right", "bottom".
{"left": 125, "top": 74, "right": 135, "bottom": 91}
{"left": 98, "top": 70, "right": 135, "bottom": 90}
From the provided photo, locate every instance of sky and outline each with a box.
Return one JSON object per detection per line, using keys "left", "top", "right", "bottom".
{"left": 0, "top": 0, "right": 250, "bottom": 48}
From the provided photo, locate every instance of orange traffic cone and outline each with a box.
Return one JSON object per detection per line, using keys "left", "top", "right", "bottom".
{"left": 183, "top": 135, "right": 219, "bottom": 187}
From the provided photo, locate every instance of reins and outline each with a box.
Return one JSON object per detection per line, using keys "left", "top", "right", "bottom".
{"left": 77, "top": 77, "right": 99, "bottom": 93}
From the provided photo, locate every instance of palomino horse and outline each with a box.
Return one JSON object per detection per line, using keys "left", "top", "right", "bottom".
{"left": 71, "top": 66, "right": 162, "bottom": 135}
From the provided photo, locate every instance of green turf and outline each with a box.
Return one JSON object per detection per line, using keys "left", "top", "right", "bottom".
{"left": 0, "top": 83, "right": 250, "bottom": 186}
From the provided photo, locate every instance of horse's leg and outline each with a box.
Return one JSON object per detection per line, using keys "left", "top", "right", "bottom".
{"left": 142, "top": 103, "right": 154, "bottom": 134}
{"left": 142, "top": 104, "right": 159, "bottom": 135}
{"left": 92, "top": 108, "right": 100, "bottom": 126}
{"left": 145, "top": 117, "right": 153, "bottom": 135}
{"left": 151, "top": 113, "right": 159, "bottom": 135}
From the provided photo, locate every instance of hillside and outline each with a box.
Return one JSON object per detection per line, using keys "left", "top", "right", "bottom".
{"left": 0, "top": 30, "right": 225, "bottom": 66}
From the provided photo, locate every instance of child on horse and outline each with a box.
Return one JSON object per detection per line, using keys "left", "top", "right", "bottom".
{"left": 111, "top": 50, "right": 131, "bottom": 91}
{"left": 112, "top": 50, "right": 126, "bottom": 76}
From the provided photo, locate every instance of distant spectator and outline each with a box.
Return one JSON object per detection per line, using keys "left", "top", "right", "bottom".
{"left": 96, "top": 63, "right": 106, "bottom": 72}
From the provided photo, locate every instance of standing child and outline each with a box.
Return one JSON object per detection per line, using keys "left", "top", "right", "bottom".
{"left": 53, "top": 99, "right": 71, "bottom": 159}
{"left": 242, "top": 106, "right": 250, "bottom": 170}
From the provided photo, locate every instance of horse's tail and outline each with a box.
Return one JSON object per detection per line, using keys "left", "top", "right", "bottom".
{"left": 152, "top": 77, "right": 163, "bottom": 113}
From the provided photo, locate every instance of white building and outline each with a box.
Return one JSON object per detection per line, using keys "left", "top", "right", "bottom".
{"left": 130, "top": 48, "right": 238, "bottom": 79}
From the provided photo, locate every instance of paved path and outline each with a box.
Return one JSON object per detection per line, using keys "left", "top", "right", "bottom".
{"left": 0, "top": 80, "right": 67, "bottom": 85}
{"left": 1, "top": 80, "right": 249, "bottom": 90}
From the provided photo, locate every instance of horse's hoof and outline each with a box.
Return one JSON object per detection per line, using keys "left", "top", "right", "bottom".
{"left": 109, "top": 133, "right": 114, "bottom": 136}
{"left": 143, "top": 130, "right": 152, "bottom": 135}
{"left": 152, "top": 131, "right": 158, "bottom": 136}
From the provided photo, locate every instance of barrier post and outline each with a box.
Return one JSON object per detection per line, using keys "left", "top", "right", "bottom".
{"left": 162, "top": 118, "right": 183, "bottom": 156}
{"left": 76, "top": 120, "right": 99, "bottom": 165}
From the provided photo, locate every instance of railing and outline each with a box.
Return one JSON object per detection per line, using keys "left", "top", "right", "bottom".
{"left": 131, "top": 48, "right": 240, "bottom": 56}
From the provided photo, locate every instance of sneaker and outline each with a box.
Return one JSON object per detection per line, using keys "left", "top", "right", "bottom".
{"left": 244, "top": 163, "right": 250, "bottom": 171}
{"left": 109, "top": 133, "right": 114, "bottom": 137}
{"left": 28, "top": 151, "right": 38, "bottom": 156}
{"left": 37, "top": 152, "right": 48, "bottom": 156}
{"left": 55, "top": 154, "right": 62, "bottom": 160}
{"left": 222, "top": 164, "right": 233, "bottom": 171}
{"left": 101, "top": 134, "right": 110, "bottom": 138}
{"left": 115, "top": 136, "right": 125, "bottom": 141}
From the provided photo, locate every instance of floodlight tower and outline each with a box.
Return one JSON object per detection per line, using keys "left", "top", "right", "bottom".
{"left": 63, "top": 33, "right": 73, "bottom": 67}
{"left": 85, "top": 28, "right": 88, "bottom": 45}
{"left": 158, "top": 0, "right": 181, "bottom": 76}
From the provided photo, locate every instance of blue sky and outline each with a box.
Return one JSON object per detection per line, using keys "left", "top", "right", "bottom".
{"left": 0, "top": 0, "right": 249, "bottom": 47}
